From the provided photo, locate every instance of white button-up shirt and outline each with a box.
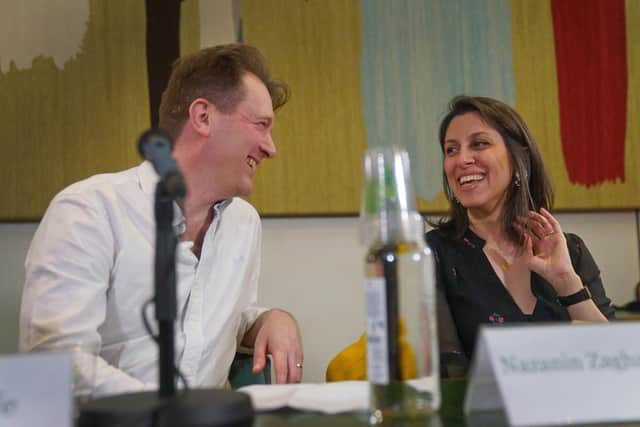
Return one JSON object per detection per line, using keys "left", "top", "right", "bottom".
{"left": 19, "top": 161, "right": 267, "bottom": 396}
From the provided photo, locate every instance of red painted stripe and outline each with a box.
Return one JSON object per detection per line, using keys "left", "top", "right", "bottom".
{"left": 551, "top": 0, "right": 627, "bottom": 186}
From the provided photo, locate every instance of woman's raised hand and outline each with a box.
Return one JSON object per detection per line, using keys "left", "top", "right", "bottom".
{"left": 516, "top": 208, "right": 582, "bottom": 295}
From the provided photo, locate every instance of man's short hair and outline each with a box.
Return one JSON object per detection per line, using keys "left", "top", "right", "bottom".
{"left": 158, "top": 44, "right": 289, "bottom": 139}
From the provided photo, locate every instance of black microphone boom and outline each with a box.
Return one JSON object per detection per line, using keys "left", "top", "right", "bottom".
{"left": 138, "top": 129, "right": 186, "bottom": 199}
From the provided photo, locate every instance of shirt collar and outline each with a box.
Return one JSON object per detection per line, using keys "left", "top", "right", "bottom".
{"left": 137, "top": 160, "right": 159, "bottom": 195}
{"left": 136, "top": 161, "right": 183, "bottom": 234}
{"left": 174, "top": 199, "right": 232, "bottom": 237}
{"left": 137, "top": 161, "right": 234, "bottom": 235}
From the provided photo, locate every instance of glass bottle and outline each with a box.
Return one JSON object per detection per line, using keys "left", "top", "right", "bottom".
{"left": 360, "top": 147, "right": 440, "bottom": 424}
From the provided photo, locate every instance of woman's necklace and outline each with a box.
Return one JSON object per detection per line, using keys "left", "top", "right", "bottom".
{"left": 485, "top": 244, "right": 517, "bottom": 272}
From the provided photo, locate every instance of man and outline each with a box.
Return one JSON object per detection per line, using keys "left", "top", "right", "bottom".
{"left": 19, "top": 44, "right": 303, "bottom": 396}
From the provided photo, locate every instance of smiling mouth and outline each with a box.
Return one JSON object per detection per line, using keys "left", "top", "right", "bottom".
{"left": 458, "top": 174, "right": 484, "bottom": 185}
{"left": 247, "top": 157, "right": 257, "bottom": 171}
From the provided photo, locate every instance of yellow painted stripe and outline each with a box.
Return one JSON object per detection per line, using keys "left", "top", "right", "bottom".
{"left": 241, "top": 0, "right": 367, "bottom": 215}
{"left": 181, "top": 0, "right": 201, "bottom": 56}
{"left": 510, "top": 0, "right": 566, "bottom": 198}
{"left": 623, "top": 0, "right": 640, "bottom": 207}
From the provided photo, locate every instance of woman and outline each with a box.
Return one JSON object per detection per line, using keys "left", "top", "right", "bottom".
{"left": 428, "top": 96, "right": 615, "bottom": 367}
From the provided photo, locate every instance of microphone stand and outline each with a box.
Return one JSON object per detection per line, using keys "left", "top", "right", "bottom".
{"left": 154, "top": 180, "right": 177, "bottom": 399}
{"left": 79, "top": 143, "right": 254, "bottom": 427}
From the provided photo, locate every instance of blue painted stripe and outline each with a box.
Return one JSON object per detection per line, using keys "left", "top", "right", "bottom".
{"left": 360, "top": 0, "right": 516, "bottom": 201}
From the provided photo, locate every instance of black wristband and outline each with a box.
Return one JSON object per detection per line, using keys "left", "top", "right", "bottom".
{"left": 558, "top": 287, "right": 592, "bottom": 307}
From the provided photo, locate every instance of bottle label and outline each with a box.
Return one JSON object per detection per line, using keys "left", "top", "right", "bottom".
{"left": 366, "top": 277, "right": 389, "bottom": 385}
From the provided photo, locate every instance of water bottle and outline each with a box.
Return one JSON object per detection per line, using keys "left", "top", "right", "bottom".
{"left": 360, "top": 146, "right": 440, "bottom": 424}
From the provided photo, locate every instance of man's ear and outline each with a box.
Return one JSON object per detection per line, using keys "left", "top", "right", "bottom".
{"left": 188, "top": 98, "right": 213, "bottom": 137}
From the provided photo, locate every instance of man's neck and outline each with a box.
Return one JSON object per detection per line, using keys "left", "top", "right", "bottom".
{"left": 176, "top": 157, "right": 225, "bottom": 249}
{"left": 174, "top": 137, "right": 227, "bottom": 221}
{"left": 172, "top": 131, "right": 231, "bottom": 252}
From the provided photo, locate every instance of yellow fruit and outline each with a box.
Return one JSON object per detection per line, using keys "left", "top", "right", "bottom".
{"left": 326, "top": 333, "right": 366, "bottom": 381}
{"left": 325, "top": 318, "right": 417, "bottom": 382}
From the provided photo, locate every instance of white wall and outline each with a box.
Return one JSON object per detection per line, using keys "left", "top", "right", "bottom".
{"left": 0, "top": 224, "right": 36, "bottom": 355}
{"left": 259, "top": 218, "right": 367, "bottom": 384}
{"left": 2, "top": 213, "right": 638, "bottom": 383}
{"left": 554, "top": 212, "right": 639, "bottom": 304}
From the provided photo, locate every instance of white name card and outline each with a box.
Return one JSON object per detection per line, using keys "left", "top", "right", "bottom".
{"left": 0, "top": 352, "right": 72, "bottom": 427}
{"left": 465, "top": 322, "right": 640, "bottom": 426}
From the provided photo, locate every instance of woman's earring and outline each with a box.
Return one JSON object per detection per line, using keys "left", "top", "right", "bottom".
{"left": 452, "top": 195, "right": 461, "bottom": 204}
{"left": 514, "top": 172, "right": 521, "bottom": 188}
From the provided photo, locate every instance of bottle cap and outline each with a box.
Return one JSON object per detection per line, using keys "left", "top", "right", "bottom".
{"left": 360, "top": 146, "right": 424, "bottom": 245}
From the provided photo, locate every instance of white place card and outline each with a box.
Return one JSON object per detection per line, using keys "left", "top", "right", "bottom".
{"left": 464, "top": 322, "right": 640, "bottom": 426}
{"left": 0, "top": 352, "right": 72, "bottom": 427}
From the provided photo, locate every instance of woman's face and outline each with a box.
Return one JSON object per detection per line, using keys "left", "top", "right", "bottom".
{"left": 443, "top": 112, "right": 513, "bottom": 217}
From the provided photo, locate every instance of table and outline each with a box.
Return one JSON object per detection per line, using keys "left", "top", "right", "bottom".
{"left": 253, "top": 379, "right": 640, "bottom": 427}
{"left": 615, "top": 310, "right": 640, "bottom": 321}
{"left": 254, "top": 380, "right": 472, "bottom": 427}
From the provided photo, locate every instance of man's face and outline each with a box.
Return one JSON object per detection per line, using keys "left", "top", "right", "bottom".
{"left": 205, "top": 73, "right": 276, "bottom": 198}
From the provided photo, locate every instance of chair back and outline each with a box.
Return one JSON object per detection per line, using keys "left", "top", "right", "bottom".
{"left": 228, "top": 352, "right": 271, "bottom": 389}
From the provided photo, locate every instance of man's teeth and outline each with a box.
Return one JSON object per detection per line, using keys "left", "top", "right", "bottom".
{"left": 247, "top": 158, "right": 256, "bottom": 169}
{"left": 459, "top": 174, "right": 483, "bottom": 184}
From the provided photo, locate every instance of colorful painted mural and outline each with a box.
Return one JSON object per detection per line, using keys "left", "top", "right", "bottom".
{"left": 242, "top": 0, "right": 640, "bottom": 214}
{"left": 2, "top": 0, "right": 639, "bottom": 219}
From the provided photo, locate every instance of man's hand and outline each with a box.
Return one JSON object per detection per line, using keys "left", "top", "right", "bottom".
{"left": 242, "top": 309, "right": 303, "bottom": 384}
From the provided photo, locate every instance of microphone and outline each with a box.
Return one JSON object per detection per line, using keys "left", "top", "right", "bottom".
{"left": 138, "top": 129, "right": 186, "bottom": 198}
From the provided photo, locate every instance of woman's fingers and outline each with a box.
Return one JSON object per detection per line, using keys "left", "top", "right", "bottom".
{"left": 515, "top": 214, "right": 544, "bottom": 240}
{"left": 539, "top": 208, "right": 562, "bottom": 233}
{"left": 527, "top": 209, "right": 559, "bottom": 239}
